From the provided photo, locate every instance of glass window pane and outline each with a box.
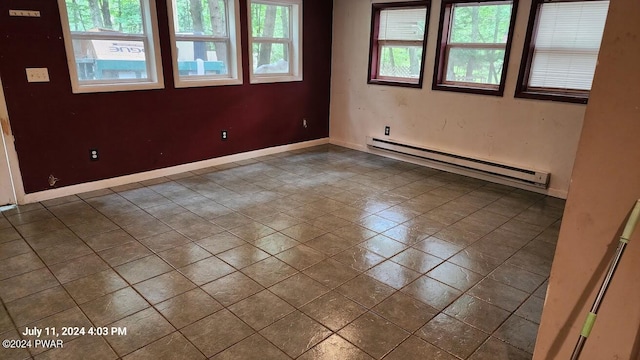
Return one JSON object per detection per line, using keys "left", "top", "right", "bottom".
{"left": 445, "top": 48, "right": 505, "bottom": 85}
{"left": 176, "top": 41, "right": 229, "bottom": 77}
{"left": 251, "top": 3, "right": 290, "bottom": 39}
{"left": 71, "top": 39, "right": 148, "bottom": 81}
{"left": 172, "top": 0, "right": 228, "bottom": 37}
{"left": 449, "top": 3, "right": 512, "bottom": 44}
{"left": 378, "top": 45, "right": 423, "bottom": 80}
{"left": 65, "top": 0, "right": 144, "bottom": 34}
{"left": 378, "top": 8, "right": 427, "bottom": 41}
{"left": 252, "top": 43, "right": 289, "bottom": 74}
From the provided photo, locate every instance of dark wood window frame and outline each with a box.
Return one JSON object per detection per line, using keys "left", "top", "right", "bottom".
{"left": 367, "top": 1, "right": 431, "bottom": 89}
{"left": 432, "top": 0, "right": 519, "bottom": 96}
{"left": 514, "top": 0, "right": 603, "bottom": 104}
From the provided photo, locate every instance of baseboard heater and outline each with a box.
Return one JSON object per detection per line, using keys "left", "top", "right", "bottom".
{"left": 366, "top": 136, "right": 550, "bottom": 188}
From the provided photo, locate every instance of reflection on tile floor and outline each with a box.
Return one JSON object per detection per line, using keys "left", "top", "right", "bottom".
{"left": 0, "top": 145, "right": 563, "bottom": 359}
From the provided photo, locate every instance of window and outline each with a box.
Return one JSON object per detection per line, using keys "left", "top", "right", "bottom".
{"left": 516, "top": 0, "right": 609, "bottom": 103}
{"left": 368, "top": 2, "right": 430, "bottom": 88}
{"left": 167, "top": 0, "right": 242, "bottom": 87}
{"left": 247, "top": 0, "right": 302, "bottom": 83}
{"left": 58, "top": 0, "right": 163, "bottom": 93}
{"left": 433, "top": 0, "right": 518, "bottom": 95}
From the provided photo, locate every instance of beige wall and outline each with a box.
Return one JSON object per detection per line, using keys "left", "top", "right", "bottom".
{"left": 534, "top": 0, "right": 640, "bottom": 358}
{"left": 329, "top": 0, "right": 587, "bottom": 198}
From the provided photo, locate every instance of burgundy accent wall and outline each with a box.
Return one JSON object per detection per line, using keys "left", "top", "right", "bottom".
{"left": 0, "top": 0, "right": 332, "bottom": 194}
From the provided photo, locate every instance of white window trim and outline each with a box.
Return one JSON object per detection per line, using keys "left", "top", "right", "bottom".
{"left": 57, "top": 0, "right": 164, "bottom": 94}
{"left": 247, "top": 0, "right": 303, "bottom": 84}
{"left": 166, "top": 0, "right": 243, "bottom": 88}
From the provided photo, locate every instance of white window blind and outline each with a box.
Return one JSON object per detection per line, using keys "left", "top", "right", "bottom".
{"left": 529, "top": 1, "right": 609, "bottom": 91}
{"left": 378, "top": 8, "right": 427, "bottom": 41}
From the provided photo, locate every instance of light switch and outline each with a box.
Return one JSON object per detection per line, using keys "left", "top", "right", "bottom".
{"left": 26, "top": 68, "right": 50, "bottom": 83}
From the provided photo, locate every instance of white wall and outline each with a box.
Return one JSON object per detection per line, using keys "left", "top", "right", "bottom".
{"left": 329, "top": 0, "right": 587, "bottom": 198}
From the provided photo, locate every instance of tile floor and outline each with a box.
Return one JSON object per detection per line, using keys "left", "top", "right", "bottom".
{"left": 0, "top": 145, "right": 563, "bottom": 359}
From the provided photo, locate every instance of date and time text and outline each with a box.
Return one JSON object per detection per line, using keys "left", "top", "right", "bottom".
{"left": 2, "top": 326, "right": 127, "bottom": 350}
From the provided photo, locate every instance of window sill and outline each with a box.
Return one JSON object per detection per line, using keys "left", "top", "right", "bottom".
{"left": 174, "top": 77, "right": 243, "bottom": 88}
{"left": 368, "top": 79, "right": 422, "bottom": 89}
{"left": 515, "top": 90, "right": 588, "bottom": 104}
{"left": 71, "top": 80, "right": 164, "bottom": 94}
{"left": 249, "top": 74, "right": 302, "bottom": 84}
{"left": 432, "top": 83, "right": 503, "bottom": 97}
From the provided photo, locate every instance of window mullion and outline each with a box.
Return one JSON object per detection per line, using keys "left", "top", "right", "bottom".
{"left": 176, "top": 35, "right": 230, "bottom": 42}
{"left": 251, "top": 40, "right": 290, "bottom": 47}
{"left": 378, "top": 40, "right": 424, "bottom": 47}
{"left": 532, "top": 47, "right": 599, "bottom": 54}
{"left": 447, "top": 43, "right": 506, "bottom": 49}
{"left": 70, "top": 33, "right": 147, "bottom": 42}
{"left": 252, "top": 37, "right": 292, "bottom": 43}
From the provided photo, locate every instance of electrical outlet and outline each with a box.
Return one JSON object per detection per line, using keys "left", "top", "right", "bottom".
{"left": 89, "top": 149, "right": 99, "bottom": 161}
{"left": 303, "top": 119, "right": 308, "bottom": 128}
{"left": 26, "top": 68, "right": 49, "bottom": 83}
{"left": 221, "top": 130, "right": 228, "bottom": 140}
{"left": 384, "top": 126, "right": 390, "bottom": 136}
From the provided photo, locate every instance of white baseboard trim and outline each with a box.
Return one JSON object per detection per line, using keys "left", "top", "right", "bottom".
{"left": 546, "top": 188, "right": 568, "bottom": 200}
{"left": 21, "top": 138, "right": 329, "bottom": 204}
{"left": 329, "top": 137, "right": 568, "bottom": 199}
{"left": 329, "top": 138, "right": 367, "bottom": 152}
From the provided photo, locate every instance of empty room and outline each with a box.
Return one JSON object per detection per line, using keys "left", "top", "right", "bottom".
{"left": 0, "top": 0, "right": 638, "bottom": 359}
